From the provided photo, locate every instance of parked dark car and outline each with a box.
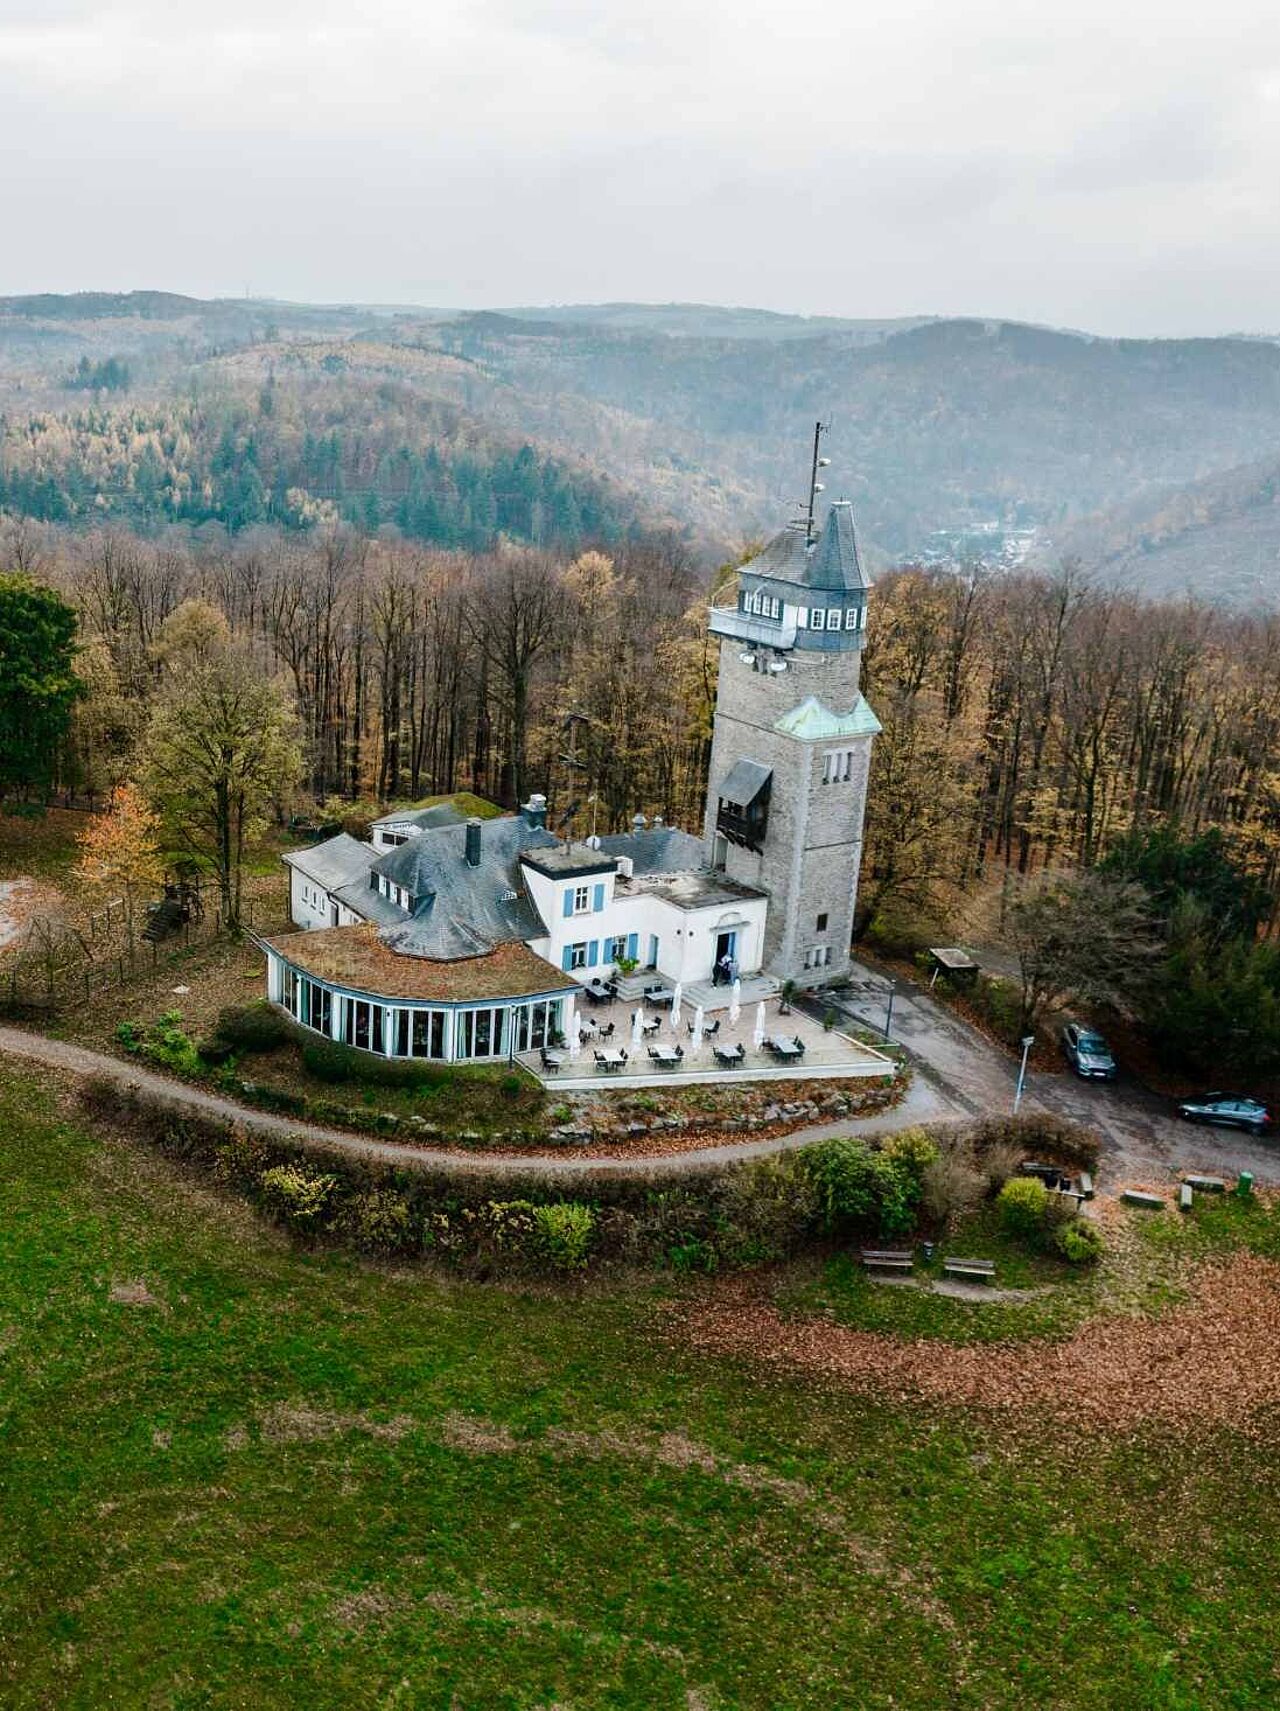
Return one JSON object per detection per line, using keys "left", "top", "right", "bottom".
{"left": 1060, "top": 1023, "right": 1117, "bottom": 1080}
{"left": 1177, "top": 1093, "right": 1273, "bottom": 1136}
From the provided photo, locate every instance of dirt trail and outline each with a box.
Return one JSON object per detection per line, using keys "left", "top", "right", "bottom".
{"left": 0, "top": 1024, "right": 946, "bottom": 1178}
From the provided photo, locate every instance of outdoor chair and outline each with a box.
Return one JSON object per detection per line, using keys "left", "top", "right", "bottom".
{"left": 539, "top": 1048, "right": 562, "bottom": 1073}
{"left": 598, "top": 1022, "right": 615, "bottom": 1041}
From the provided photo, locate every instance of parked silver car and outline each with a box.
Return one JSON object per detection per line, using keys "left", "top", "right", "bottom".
{"left": 1177, "top": 1093, "right": 1272, "bottom": 1136}
{"left": 1060, "top": 1022, "right": 1117, "bottom": 1080}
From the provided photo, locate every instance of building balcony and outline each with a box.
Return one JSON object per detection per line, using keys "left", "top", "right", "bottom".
{"left": 707, "top": 603, "right": 797, "bottom": 650}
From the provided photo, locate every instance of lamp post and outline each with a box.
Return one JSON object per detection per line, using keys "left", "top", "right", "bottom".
{"left": 883, "top": 985, "right": 895, "bottom": 1042}
{"left": 1013, "top": 1034, "right": 1035, "bottom": 1113}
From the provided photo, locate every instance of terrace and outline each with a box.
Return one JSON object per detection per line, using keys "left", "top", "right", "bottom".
{"left": 517, "top": 991, "right": 896, "bottom": 1091}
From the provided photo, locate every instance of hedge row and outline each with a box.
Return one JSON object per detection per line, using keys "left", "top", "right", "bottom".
{"left": 79, "top": 1074, "right": 1101, "bottom": 1276}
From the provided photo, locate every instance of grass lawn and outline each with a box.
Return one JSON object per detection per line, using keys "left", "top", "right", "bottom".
{"left": 781, "top": 1199, "right": 1240, "bottom": 1347}
{"left": 3, "top": 1065, "right": 1280, "bottom": 1708}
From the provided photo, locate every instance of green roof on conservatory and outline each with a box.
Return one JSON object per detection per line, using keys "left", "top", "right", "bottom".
{"left": 772, "top": 694, "right": 882, "bottom": 741}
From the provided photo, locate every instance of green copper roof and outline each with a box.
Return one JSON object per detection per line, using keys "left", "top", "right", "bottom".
{"left": 773, "top": 694, "right": 882, "bottom": 741}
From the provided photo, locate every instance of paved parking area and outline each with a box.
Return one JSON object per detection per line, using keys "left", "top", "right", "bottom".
{"left": 826, "top": 963, "right": 1280, "bottom": 1188}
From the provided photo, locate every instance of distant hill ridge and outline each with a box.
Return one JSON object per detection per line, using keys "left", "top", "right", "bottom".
{"left": 2, "top": 292, "right": 1280, "bottom": 602}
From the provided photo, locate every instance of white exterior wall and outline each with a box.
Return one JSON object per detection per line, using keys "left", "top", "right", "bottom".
{"left": 528, "top": 885, "right": 766, "bottom": 986}
{"left": 289, "top": 865, "right": 337, "bottom": 930}
{"left": 288, "top": 865, "right": 370, "bottom": 931}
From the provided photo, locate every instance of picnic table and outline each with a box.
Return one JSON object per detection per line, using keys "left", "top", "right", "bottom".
{"left": 766, "top": 1035, "right": 805, "bottom": 1061}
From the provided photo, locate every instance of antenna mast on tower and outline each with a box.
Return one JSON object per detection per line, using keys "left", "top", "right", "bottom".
{"left": 804, "top": 419, "right": 830, "bottom": 546}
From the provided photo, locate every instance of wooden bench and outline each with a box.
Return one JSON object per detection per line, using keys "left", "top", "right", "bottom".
{"left": 942, "top": 1256, "right": 996, "bottom": 1282}
{"left": 860, "top": 1248, "right": 913, "bottom": 1272}
{"left": 1179, "top": 1183, "right": 1194, "bottom": 1212}
{"left": 1183, "top": 1174, "right": 1226, "bottom": 1194}
{"left": 1121, "top": 1189, "right": 1164, "bottom": 1210}
{"left": 1078, "top": 1171, "right": 1094, "bottom": 1199}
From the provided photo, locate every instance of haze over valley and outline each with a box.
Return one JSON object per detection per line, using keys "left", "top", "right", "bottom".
{"left": 3, "top": 290, "right": 1280, "bottom": 606}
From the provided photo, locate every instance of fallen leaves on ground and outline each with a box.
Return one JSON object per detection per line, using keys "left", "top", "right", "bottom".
{"left": 675, "top": 1253, "right": 1280, "bottom": 1436}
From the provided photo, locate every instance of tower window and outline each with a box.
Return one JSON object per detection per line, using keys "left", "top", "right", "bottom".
{"left": 821, "top": 749, "right": 855, "bottom": 784}
{"left": 809, "top": 607, "right": 823, "bottom": 629}
{"left": 845, "top": 607, "right": 860, "bottom": 630}
{"left": 825, "top": 609, "right": 842, "bottom": 631}
{"left": 816, "top": 913, "right": 828, "bottom": 931}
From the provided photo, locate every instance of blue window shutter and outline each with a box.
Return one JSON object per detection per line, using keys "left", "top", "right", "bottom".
{"left": 627, "top": 932, "right": 638, "bottom": 960}
{"left": 593, "top": 883, "right": 605, "bottom": 911}
{"left": 562, "top": 946, "right": 573, "bottom": 972}
{"left": 587, "top": 940, "right": 599, "bottom": 967}
{"left": 562, "top": 890, "right": 574, "bottom": 918}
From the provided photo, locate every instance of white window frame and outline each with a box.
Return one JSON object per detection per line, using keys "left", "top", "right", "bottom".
{"left": 572, "top": 884, "right": 591, "bottom": 914}
{"left": 569, "top": 941, "right": 588, "bottom": 970}
{"left": 845, "top": 606, "right": 859, "bottom": 630}
{"left": 810, "top": 607, "right": 823, "bottom": 629}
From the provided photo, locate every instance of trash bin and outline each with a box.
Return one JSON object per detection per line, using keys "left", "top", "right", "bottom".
{"left": 1236, "top": 1171, "right": 1255, "bottom": 1199}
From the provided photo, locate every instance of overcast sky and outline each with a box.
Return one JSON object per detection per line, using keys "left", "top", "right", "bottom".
{"left": 2, "top": 0, "right": 1279, "bottom": 336}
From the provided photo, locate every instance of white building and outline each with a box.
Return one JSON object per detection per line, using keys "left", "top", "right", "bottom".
{"left": 266, "top": 797, "right": 767, "bottom": 1065}
{"left": 264, "top": 483, "right": 877, "bottom": 1063}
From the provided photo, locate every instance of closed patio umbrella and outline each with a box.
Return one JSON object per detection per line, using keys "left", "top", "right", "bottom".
{"left": 729, "top": 977, "right": 741, "bottom": 1026}
{"left": 670, "top": 982, "right": 682, "bottom": 1031}
{"left": 690, "top": 1004, "right": 704, "bottom": 1054}
{"left": 753, "top": 1001, "right": 767, "bottom": 1050}
{"left": 631, "top": 1007, "right": 644, "bottom": 1049}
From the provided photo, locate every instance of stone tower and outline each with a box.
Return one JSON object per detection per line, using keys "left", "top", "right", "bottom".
{"left": 702, "top": 494, "right": 879, "bottom": 985}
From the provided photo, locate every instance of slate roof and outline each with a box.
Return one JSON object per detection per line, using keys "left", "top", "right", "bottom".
{"left": 282, "top": 833, "right": 375, "bottom": 892}
{"left": 265, "top": 928, "right": 576, "bottom": 1003}
{"left": 594, "top": 826, "right": 707, "bottom": 875}
{"left": 738, "top": 500, "right": 871, "bottom": 595}
{"left": 369, "top": 815, "right": 561, "bottom": 960}
{"left": 717, "top": 759, "right": 772, "bottom": 807}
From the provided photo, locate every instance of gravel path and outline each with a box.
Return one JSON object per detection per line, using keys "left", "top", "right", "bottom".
{"left": 0, "top": 1025, "right": 954, "bottom": 1178}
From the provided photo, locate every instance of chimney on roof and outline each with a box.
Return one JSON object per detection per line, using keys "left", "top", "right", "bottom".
{"left": 464, "top": 817, "right": 482, "bottom": 867}
{"left": 522, "top": 792, "right": 548, "bottom": 829}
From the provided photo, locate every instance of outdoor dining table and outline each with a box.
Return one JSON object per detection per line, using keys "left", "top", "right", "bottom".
{"left": 650, "top": 1045, "right": 681, "bottom": 1068}
{"left": 597, "top": 1049, "right": 627, "bottom": 1072}
{"left": 766, "top": 1036, "right": 805, "bottom": 1060}
{"left": 583, "top": 980, "right": 614, "bottom": 1003}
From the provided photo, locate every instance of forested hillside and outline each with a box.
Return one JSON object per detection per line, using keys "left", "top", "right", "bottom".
{"left": 4, "top": 293, "right": 1280, "bottom": 597}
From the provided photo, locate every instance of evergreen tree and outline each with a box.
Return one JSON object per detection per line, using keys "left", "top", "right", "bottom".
{"left": 0, "top": 574, "right": 82, "bottom": 797}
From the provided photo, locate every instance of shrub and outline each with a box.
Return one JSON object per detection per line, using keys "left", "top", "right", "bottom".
{"left": 339, "top": 1189, "right": 415, "bottom": 1252}
{"left": 977, "top": 1140, "right": 1025, "bottom": 1199}
{"left": 1055, "top": 1219, "right": 1104, "bottom": 1265}
{"left": 881, "top": 1127, "right": 938, "bottom": 1180}
{"left": 532, "top": 1202, "right": 596, "bottom": 1271}
{"left": 804, "top": 1137, "right": 921, "bottom": 1238}
{"left": 258, "top": 1163, "right": 339, "bottom": 1230}
{"left": 997, "top": 1176, "right": 1050, "bottom": 1239}
{"left": 499, "top": 1072, "right": 524, "bottom": 1100}
{"left": 920, "top": 1148, "right": 984, "bottom": 1227}
{"left": 115, "top": 1020, "right": 144, "bottom": 1053}
{"left": 196, "top": 1038, "right": 235, "bottom": 1067}
{"left": 968, "top": 1114, "right": 1101, "bottom": 1172}
{"left": 214, "top": 1002, "right": 290, "bottom": 1053}
{"left": 140, "top": 1011, "right": 202, "bottom": 1076}
{"left": 300, "top": 1037, "right": 449, "bottom": 1091}
{"left": 715, "top": 1154, "right": 820, "bottom": 1264}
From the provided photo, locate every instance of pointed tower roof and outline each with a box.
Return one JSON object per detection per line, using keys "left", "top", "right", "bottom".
{"left": 739, "top": 500, "right": 870, "bottom": 595}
